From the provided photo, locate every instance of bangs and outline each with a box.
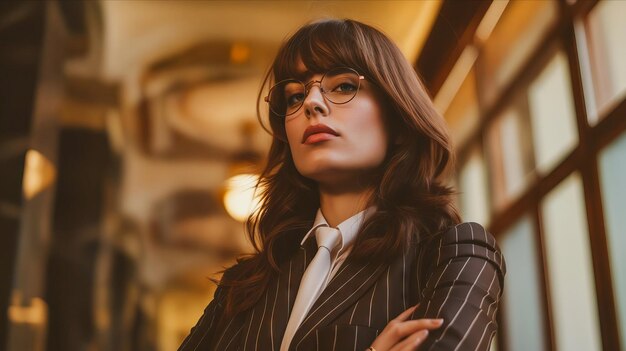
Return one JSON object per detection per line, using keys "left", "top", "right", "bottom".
{"left": 272, "top": 19, "right": 367, "bottom": 82}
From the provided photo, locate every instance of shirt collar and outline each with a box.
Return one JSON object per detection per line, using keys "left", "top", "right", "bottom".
{"left": 300, "top": 206, "right": 377, "bottom": 253}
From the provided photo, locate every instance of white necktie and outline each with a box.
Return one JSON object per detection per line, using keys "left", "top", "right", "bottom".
{"left": 280, "top": 226, "right": 341, "bottom": 351}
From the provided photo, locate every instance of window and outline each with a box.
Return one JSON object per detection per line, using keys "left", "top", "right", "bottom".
{"left": 486, "top": 47, "right": 579, "bottom": 209}
{"left": 437, "top": 1, "right": 626, "bottom": 349}
{"left": 477, "top": 0, "right": 558, "bottom": 106}
{"left": 499, "top": 216, "right": 546, "bottom": 351}
{"left": 458, "top": 146, "right": 490, "bottom": 224}
{"left": 486, "top": 103, "right": 534, "bottom": 209}
{"left": 541, "top": 173, "right": 602, "bottom": 351}
{"left": 578, "top": 0, "right": 626, "bottom": 124}
{"left": 599, "top": 133, "right": 626, "bottom": 347}
{"left": 527, "top": 51, "right": 578, "bottom": 174}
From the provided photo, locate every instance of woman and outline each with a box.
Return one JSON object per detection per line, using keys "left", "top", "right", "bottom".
{"left": 179, "top": 18, "right": 505, "bottom": 351}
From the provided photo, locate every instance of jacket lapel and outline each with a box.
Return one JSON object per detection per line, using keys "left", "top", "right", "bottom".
{"left": 288, "top": 257, "right": 386, "bottom": 350}
{"left": 240, "top": 239, "right": 317, "bottom": 350}
{"left": 271, "top": 240, "right": 317, "bottom": 347}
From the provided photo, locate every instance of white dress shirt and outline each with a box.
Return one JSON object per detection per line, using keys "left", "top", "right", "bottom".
{"left": 300, "top": 206, "right": 376, "bottom": 282}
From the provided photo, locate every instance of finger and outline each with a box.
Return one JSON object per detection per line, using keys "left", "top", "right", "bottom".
{"left": 388, "top": 329, "right": 429, "bottom": 351}
{"left": 392, "top": 304, "right": 420, "bottom": 322}
{"left": 371, "top": 313, "right": 441, "bottom": 350}
{"left": 373, "top": 318, "right": 442, "bottom": 351}
{"left": 387, "top": 318, "right": 444, "bottom": 339}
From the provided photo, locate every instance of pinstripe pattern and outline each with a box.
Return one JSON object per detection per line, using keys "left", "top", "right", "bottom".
{"left": 178, "top": 222, "right": 506, "bottom": 351}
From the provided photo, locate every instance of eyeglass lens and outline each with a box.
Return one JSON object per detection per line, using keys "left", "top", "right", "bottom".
{"left": 268, "top": 68, "right": 360, "bottom": 117}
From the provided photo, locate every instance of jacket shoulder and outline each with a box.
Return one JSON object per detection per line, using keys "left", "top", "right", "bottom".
{"left": 414, "top": 222, "right": 506, "bottom": 279}
{"left": 441, "top": 222, "right": 497, "bottom": 246}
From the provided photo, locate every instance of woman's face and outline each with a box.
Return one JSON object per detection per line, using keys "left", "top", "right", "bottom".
{"left": 284, "top": 62, "right": 390, "bottom": 188}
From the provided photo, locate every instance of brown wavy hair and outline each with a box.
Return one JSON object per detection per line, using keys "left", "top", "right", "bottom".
{"left": 217, "top": 18, "right": 461, "bottom": 320}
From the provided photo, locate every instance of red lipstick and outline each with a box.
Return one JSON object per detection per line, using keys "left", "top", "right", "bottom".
{"left": 302, "top": 124, "right": 339, "bottom": 144}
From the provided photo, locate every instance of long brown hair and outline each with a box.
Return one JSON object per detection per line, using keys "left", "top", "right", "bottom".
{"left": 218, "top": 18, "right": 460, "bottom": 320}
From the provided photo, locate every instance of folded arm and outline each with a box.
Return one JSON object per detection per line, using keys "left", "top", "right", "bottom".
{"left": 412, "top": 222, "right": 506, "bottom": 351}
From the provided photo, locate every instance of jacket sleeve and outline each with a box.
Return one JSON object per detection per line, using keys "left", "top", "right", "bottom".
{"left": 412, "top": 222, "right": 506, "bottom": 351}
{"left": 177, "top": 277, "right": 227, "bottom": 351}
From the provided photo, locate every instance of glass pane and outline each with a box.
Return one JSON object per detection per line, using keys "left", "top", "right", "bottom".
{"left": 486, "top": 48, "right": 578, "bottom": 209}
{"left": 486, "top": 100, "right": 535, "bottom": 209}
{"left": 542, "top": 173, "right": 602, "bottom": 351}
{"left": 478, "top": 0, "right": 558, "bottom": 106}
{"left": 458, "top": 147, "right": 490, "bottom": 224}
{"left": 444, "top": 69, "right": 479, "bottom": 147}
{"left": 599, "top": 132, "right": 626, "bottom": 350}
{"left": 527, "top": 51, "right": 579, "bottom": 174}
{"left": 582, "top": 0, "right": 626, "bottom": 123}
{"left": 500, "top": 216, "right": 546, "bottom": 351}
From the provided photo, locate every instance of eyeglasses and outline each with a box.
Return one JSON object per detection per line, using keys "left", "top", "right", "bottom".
{"left": 264, "top": 67, "right": 365, "bottom": 117}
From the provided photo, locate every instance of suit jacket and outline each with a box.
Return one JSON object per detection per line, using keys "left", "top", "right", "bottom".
{"left": 179, "top": 222, "right": 506, "bottom": 351}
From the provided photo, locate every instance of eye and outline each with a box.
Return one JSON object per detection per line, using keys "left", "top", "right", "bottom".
{"left": 283, "top": 82, "right": 305, "bottom": 107}
{"left": 325, "top": 73, "right": 359, "bottom": 94}
{"left": 286, "top": 92, "right": 305, "bottom": 107}
{"left": 333, "top": 82, "right": 358, "bottom": 93}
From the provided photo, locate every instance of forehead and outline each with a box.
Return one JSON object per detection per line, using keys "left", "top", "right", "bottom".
{"left": 292, "top": 58, "right": 320, "bottom": 82}
{"left": 295, "top": 59, "right": 307, "bottom": 75}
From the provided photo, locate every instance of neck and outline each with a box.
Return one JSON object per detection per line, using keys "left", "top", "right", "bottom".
{"left": 318, "top": 185, "right": 373, "bottom": 228}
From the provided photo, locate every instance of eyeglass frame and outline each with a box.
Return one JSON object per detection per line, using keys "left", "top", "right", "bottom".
{"left": 263, "top": 67, "right": 366, "bottom": 117}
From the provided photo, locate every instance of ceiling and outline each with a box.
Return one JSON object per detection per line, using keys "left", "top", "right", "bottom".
{"left": 100, "top": 0, "right": 441, "bottom": 81}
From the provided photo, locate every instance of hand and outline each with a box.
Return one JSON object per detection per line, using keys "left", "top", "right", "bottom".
{"left": 368, "top": 304, "right": 443, "bottom": 351}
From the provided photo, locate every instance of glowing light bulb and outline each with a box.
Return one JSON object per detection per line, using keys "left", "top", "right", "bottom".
{"left": 223, "top": 173, "right": 262, "bottom": 222}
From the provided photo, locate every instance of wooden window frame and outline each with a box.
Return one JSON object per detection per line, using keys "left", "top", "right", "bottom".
{"left": 436, "top": 0, "right": 625, "bottom": 350}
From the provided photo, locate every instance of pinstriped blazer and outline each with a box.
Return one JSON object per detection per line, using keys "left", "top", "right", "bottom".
{"left": 179, "top": 222, "right": 506, "bottom": 351}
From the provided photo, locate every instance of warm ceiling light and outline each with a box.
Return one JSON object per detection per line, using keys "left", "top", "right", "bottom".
{"left": 223, "top": 173, "right": 262, "bottom": 222}
{"left": 230, "top": 42, "right": 250, "bottom": 65}
{"left": 8, "top": 294, "right": 47, "bottom": 325}
{"left": 22, "top": 149, "right": 56, "bottom": 200}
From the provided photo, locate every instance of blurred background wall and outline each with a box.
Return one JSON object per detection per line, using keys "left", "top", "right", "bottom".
{"left": 0, "top": 1, "right": 624, "bottom": 351}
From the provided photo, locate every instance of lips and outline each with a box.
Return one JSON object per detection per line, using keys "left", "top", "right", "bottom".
{"left": 302, "top": 124, "right": 339, "bottom": 144}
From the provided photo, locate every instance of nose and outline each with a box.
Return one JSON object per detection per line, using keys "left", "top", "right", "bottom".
{"left": 303, "top": 83, "right": 329, "bottom": 119}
